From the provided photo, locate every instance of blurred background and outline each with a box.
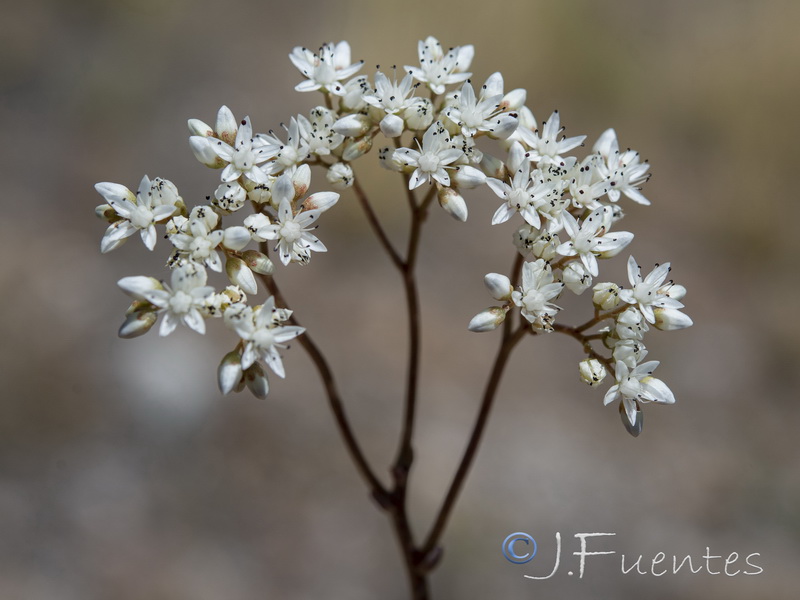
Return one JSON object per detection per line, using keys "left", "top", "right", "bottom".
{"left": 2, "top": 0, "right": 799, "bottom": 598}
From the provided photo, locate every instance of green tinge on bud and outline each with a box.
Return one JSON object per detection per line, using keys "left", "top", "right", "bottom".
{"left": 245, "top": 362, "right": 270, "bottom": 399}
{"left": 653, "top": 307, "right": 693, "bottom": 331}
{"left": 95, "top": 204, "right": 120, "bottom": 223}
{"left": 484, "top": 273, "right": 513, "bottom": 301}
{"left": 437, "top": 187, "right": 468, "bottom": 222}
{"left": 333, "top": 113, "right": 373, "bottom": 137}
{"left": 579, "top": 358, "right": 607, "bottom": 387}
{"left": 187, "top": 118, "right": 214, "bottom": 137}
{"left": 118, "top": 310, "right": 158, "bottom": 339}
{"left": 342, "top": 136, "right": 373, "bottom": 161}
{"left": 218, "top": 351, "right": 244, "bottom": 395}
{"left": 467, "top": 306, "right": 508, "bottom": 333}
{"left": 242, "top": 249, "right": 274, "bottom": 275}
{"left": 592, "top": 282, "right": 622, "bottom": 310}
{"left": 226, "top": 256, "right": 258, "bottom": 295}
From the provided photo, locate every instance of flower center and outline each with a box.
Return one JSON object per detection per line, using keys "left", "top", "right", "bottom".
{"left": 232, "top": 146, "right": 256, "bottom": 171}
{"left": 280, "top": 221, "right": 302, "bottom": 243}
{"left": 168, "top": 290, "right": 193, "bottom": 314}
{"left": 418, "top": 152, "right": 441, "bottom": 173}
{"left": 130, "top": 206, "right": 154, "bottom": 229}
{"left": 252, "top": 328, "right": 276, "bottom": 349}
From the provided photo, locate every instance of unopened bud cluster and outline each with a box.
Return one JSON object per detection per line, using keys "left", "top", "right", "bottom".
{"left": 95, "top": 36, "right": 692, "bottom": 434}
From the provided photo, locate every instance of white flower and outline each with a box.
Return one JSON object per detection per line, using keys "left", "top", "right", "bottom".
{"left": 168, "top": 205, "right": 225, "bottom": 272}
{"left": 289, "top": 41, "right": 364, "bottom": 95}
{"left": 443, "top": 74, "right": 518, "bottom": 139}
{"left": 603, "top": 359, "right": 675, "bottom": 430}
{"left": 594, "top": 129, "right": 651, "bottom": 204}
{"left": 619, "top": 257, "right": 685, "bottom": 323}
{"left": 510, "top": 259, "right": 563, "bottom": 331}
{"left": 556, "top": 206, "right": 634, "bottom": 277}
{"left": 363, "top": 69, "right": 424, "bottom": 137}
{"left": 226, "top": 298, "right": 305, "bottom": 374}
{"left": 566, "top": 155, "right": 608, "bottom": 210}
{"left": 210, "top": 116, "right": 273, "bottom": 184}
{"left": 118, "top": 264, "right": 215, "bottom": 336}
{"left": 298, "top": 107, "right": 345, "bottom": 156}
{"left": 516, "top": 110, "right": 586, "bottom": 165}
{"left": 96, "top": 176, "right": 178, "bottom": 253}
{"left": 393, "top": 121, "right": 463, "bottom": 189}
{"left": 213, "top": 181, "right": 247, "bottom": 212}
{"left": 405, "top": 36, "right": 473, "bottom": 95}
{"left": 257, "top": 118, "right": 310, "bottom": 175}
{"left": 579, "top": 359, "right": 607, "bottom": 387}
{"left": 487, "top": 161, "right": 564, "bottom": 228}
{"left": 257, "top": 174, "right": 338, "bottom": 265}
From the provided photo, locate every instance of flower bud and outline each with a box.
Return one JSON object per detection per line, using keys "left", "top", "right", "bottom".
{"left": 379, "top": 147, "right": 404, "bottom": 171}
{"left": 187, "top": 118, "right": 214, "bottom": 137}
{"left": 226, "top": 256, "right": 258, "bottom": 295}
{"left": 615, "top": 307, "right": 648, "bottom": 340}
{"left": 620, "top": 398, "right": 643, "bottom": 437}
{"left": 563, "top": 261, "right": 592, "bottom": 295}
{"left": 302, "top": 191, "right": 340, "bottom": 213}
{"left": 487, "top": 112, "right": 519, "bottom": 140}
{"left": 342, "top": 136, "right": 373, "bottom": 161}
{"left": 189, "top": 136, "right": 225, "bottom": 168}
{"left": 380, "top": 113, "right": 405, "bottom": 138}
{"left": 479, "top": 153, "right": 507, "bottom": 179}
{"left": 658, "top": 283, "right": 687, "bottom": 301}
{"left": 592, "top": 282, "right": 621, "bottom": 310}
{"left": 215, "top": 105, "right": 238, "bottom": 145}
{"left": 467, "top": 306, "right": 508, "bottom": 333}
{"left": 652, "top": 307, "right": 693, "bottom": 331}
{"left": 242, "top": 249, "right": 274, "bottom": 275}
{"left": 222, "top": 226, "right": 251, "bottom": 251}
{"left": 579, "top": 358, "right": 607, "bottom": 387}
{"left": 218, "top": 350, "right": 244, "bottom": 395}
{"left": 117, "top": 276, "right": 164, "bottom": 300}
{"left": 484, "top": 273, "right": 512, "bottom": 301}
{"left": 333, "top": 113, "right": 373, "bottom": 137}
{"left": 403, "top": 98, "right": 434, "bottom": 131}
{"left": 437, "top": 187, "right": 468, "bottom": 222}
{"left": 500, "top": 88, "right": 527, "bottom": 111}
{"left": 452, "top": 165, "right": 486, "bottom": 188}
{"left": 95, "top": 204, "right": 120, "bottom": 223}
{"left": 118, "top": 309, "right": 158, "bottom": 338}
{"left": 245, "top": 362, "right": 270, "bottom": 399}
{"left": 213, "top": 182, "right": 246, "bottom": 212}
{"left": 291, "top": 164, "right": 312, "bottom": 197}
{"left": 612, "top": 339, "right": 647, "bottom": 369}
{"left": 326, "top": 162, "right": 354, "bottom": 189}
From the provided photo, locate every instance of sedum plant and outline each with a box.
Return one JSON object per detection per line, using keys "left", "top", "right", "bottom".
{"left": 95, "top": 36, "right": 693, "bottom": 599}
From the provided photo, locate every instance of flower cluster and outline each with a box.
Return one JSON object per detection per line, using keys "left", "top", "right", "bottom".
{"left": 96, "top": 36, "right": 691, "bottom": 434}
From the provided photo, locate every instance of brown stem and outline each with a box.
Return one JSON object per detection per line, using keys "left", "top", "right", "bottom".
{"left": 421, "top": 324, "right": 528, "bottom": 556}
